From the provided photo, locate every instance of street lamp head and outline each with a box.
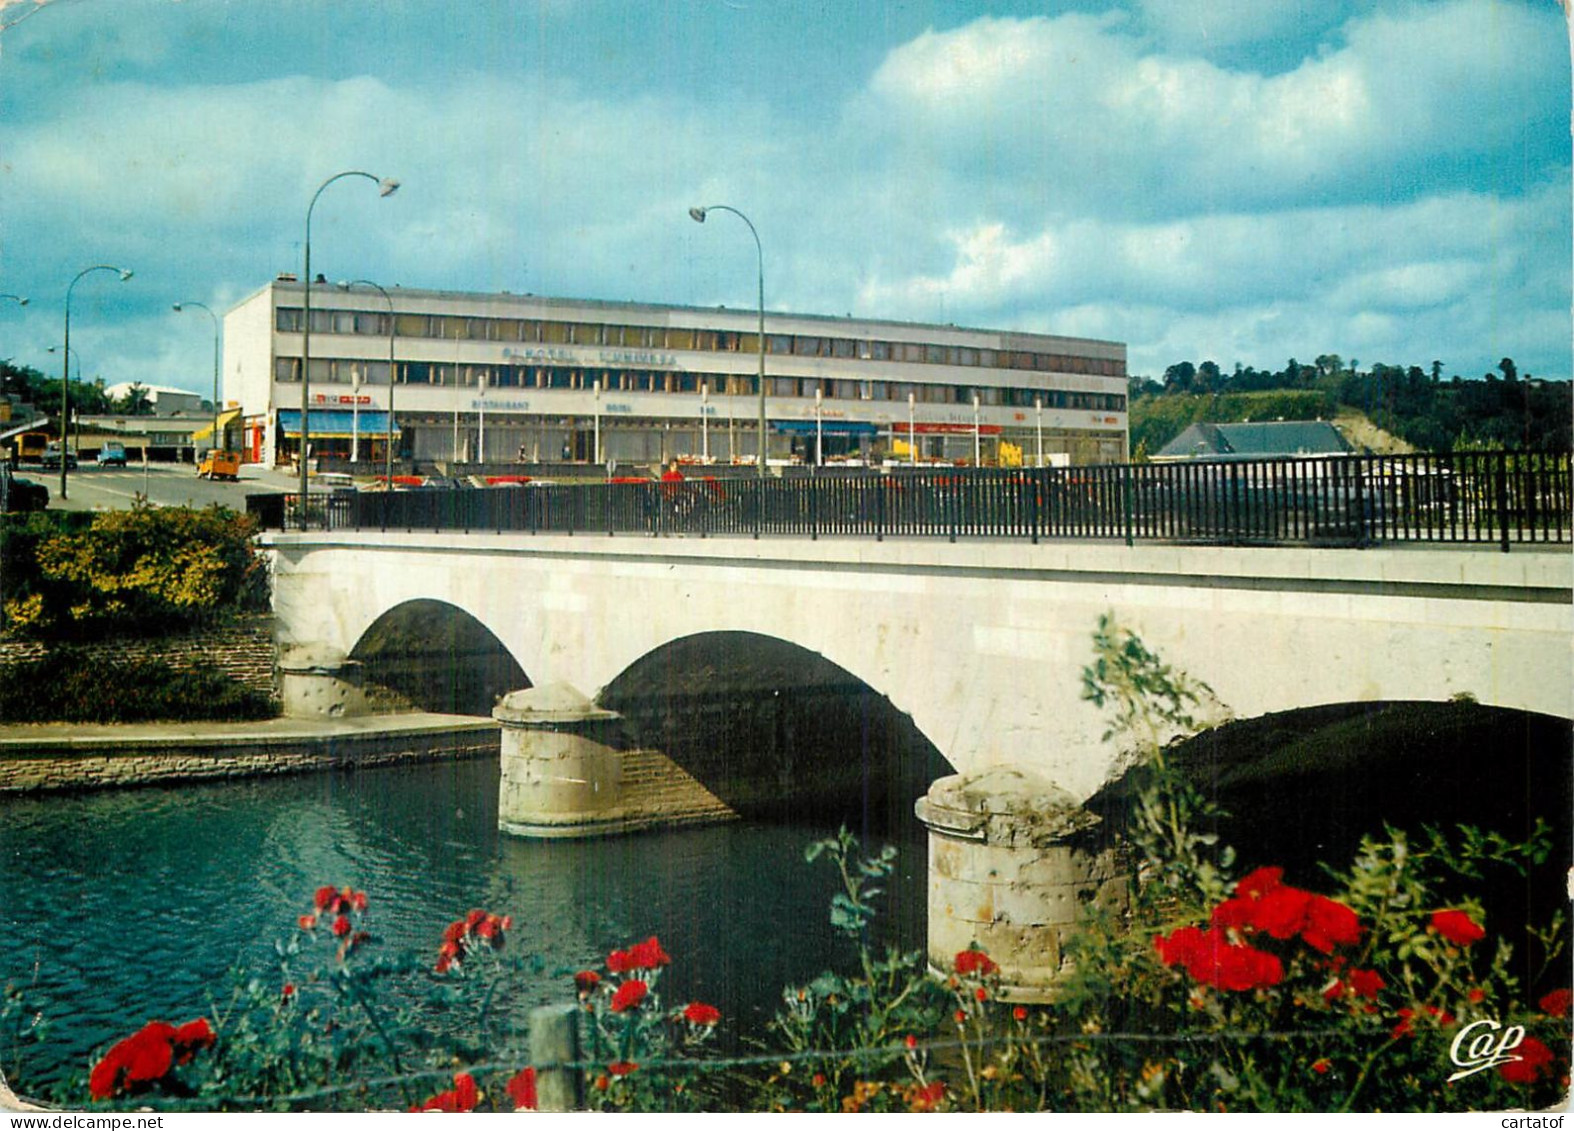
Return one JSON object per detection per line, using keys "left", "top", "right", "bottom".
{"left": 118, "top": 270, "right": 134, "bottom": 281}
{"left": 378, "top": 177, "right": 400, "bottom": 198}
{"left": 688, "top": 206, "right": 707, "bottom": 224}
{"left": 171, "top": 302, "right": 184, "bottom": 312}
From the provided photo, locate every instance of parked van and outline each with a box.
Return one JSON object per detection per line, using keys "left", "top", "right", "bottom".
{"left": 197, "top": 449, "right": 241, "bottom": 481}
{"left": 97, "top": 440, "right": 128, "bottom": 467}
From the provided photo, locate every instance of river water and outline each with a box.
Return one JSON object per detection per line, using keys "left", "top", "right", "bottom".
{"left": 0, "top": 757, "right": 928, "bottom": 1097}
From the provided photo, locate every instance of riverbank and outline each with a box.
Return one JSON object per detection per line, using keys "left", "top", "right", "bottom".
{"left": 0, "top": 711, "right": 501, "bottom": 793}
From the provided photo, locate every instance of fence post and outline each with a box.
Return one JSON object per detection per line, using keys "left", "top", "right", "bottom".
{"left": 876, "top": 474, "right": 885, "bottom": 542}
{"left": 1123, "top": 462, "right": 1134, "bottom": 548}
{"left": 1496, "top": 450, "right": 1511, "bottom": 553}
{"left": 528, "top": 1003, "right": 583, "bottom": 1112}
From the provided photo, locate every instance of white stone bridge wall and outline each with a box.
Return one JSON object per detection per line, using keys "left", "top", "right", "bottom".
{"left": 264, "top": 532, "right": 1573, "bottom": 802}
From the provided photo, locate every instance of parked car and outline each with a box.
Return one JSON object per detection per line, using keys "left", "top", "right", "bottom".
{"left": 97, "top": 441, "right": 128, "bottom": 467}
{"left": 1, "top": 465, "right": 48, "bottom": 512}
{"left": 40, "top": 442, "right": 77, "bottom": 470}
{"left": 197, "top": 449, "right": 241, "bottom": 481}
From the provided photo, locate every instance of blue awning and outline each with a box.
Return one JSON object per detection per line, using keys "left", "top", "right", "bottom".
{"left": 277, "top": 410, "right": 398, "bottom": 438}
{"left": 773, "top": 419, "right": 880, "bottom": 436}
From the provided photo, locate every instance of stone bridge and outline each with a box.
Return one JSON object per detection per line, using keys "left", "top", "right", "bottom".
{"left": 265, "top": 531, "right": 1571, "bottom": 801}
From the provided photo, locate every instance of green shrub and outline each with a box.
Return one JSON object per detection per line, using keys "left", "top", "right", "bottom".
{"left": 0, "top": 649, "right": 274, "bottom": 723}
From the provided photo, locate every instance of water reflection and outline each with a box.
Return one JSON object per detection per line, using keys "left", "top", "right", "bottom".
{"left": 0, "top": 758, "right": 926, "bottom": 1094}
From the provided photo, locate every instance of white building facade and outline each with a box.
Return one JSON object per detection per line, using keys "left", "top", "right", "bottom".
{"left": 225, "top": 278, "right": 1129, "bottom": 471}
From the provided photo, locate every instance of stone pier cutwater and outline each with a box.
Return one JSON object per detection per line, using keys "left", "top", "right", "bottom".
{"left": 495, "top": 683, "right": 735, "bottom": 838}
{"left": 278, "top": 643, "right": 370, "bottom": 718}
{"left": 916, "top": 766, "right": 1129, "bottom": 1001}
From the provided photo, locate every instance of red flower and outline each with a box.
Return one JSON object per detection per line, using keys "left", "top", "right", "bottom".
{"left": 1499, "top": 1035, "right": 1555, "bottom": 1085}
{"left": 574, "top": 970, "right": 602, "bottom": 994}
{"left": 904, "top": 1034, "right": 918, "bottom": 1050}
{"left": 1013, "top": 1006, "right": 1028, "bottom": 1021}
{"left": 608, "top": 1061, "right": 638, "bottom": 1077}
{"left": 1347, "top": 968, "right": 1385, "bottom": 1000}
{"left": 505, "top": 1066, "right": 538, "bottom": 1111}
{"left": 1430, "top": 909, "right": 1485, "bottom": 947}
{"left": 606, "top": 948, "right": 633, "bottom": 973}
{"left": 812, "top": 1073, "right": 826, "bottom": 1088}
{"left": 281, "top": 983, "right": 296, "bottom": 1000}
{"left": 1311, "top": 1058, "right": 1331, "bottom": 1075}
{"left": 297, "top": 914, "right": 318, "bottom": 931}
{"left": 1155, "top": 925, "right": 1283, "bottom": 992}
{"left": 953, "top": 1009, "right": 968, "bottom": 1024}
{"left": 1250, "top": 885, "right": 1312, "bottom": 940}
{"left": 1391, "top": 1004, "right": 1455, "bottom": 1039}
{"left": 1301, "top": 896, "right": 1361, "bottom": 954}
{"left": 682, "top": 1001, "right": 721, "bottom": 1026}
{"left": 975, "top": 986, "right": 988, "bottom": 1002}
{"left": 442, "top": 919, "right": 468, "bottom": 945}
{"left": 89, "top": 1018, "right": 211, "bottom": 1102}
{"left": 349, "top": 889, "right": 369, "bottom": 913}
{"left": 1235, "top": 866, "right": 1285, "bottom": 898}
{"left": 1539, "top": 988, "right": 1572, "bottom": 1018}
{"left": 627, "top": 936, "right": 671, "bottom": 970}
{"left": 954, "top": 949, "right": 999, "bottom": 977}
{"left": 313, "top": 885, "right": 339, "bottom": 912}
{"left": 172, "top": 1018, "right": 216, "bottom": 1064}
{"left": 909, "top": 1080, "right": 946, "bottom": 1112}
{"left": 332, "top": 914, "right": 352, "bottom": 938}
{"left": 610, "top": 980, "right": 649, "bottom": 1012}
{"left": 466, "top": 909, "right": 489, "bottom": 931}
{"left": 410, "top": 1072, "right": 480, "bottom": 1113}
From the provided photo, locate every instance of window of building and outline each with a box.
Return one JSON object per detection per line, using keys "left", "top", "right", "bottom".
{"left": 871, "top": 341, "right": 891, "bottom": 361}
{"left": 767, "top": 334, "right": 792, "bottom": 355}
{"left": 569, "top": 323, "right": 599, "bottom": 345}
{"left": 832, "top": 338, "right": 856, "bottom": 359}
{"left": 541, "top": 322, "right": 571, "bottom": 344}
{"left": 793, "top": 336, "right": 825, "bottom": 357}
{"left": 693, "top": 330, "right": 718, "bottom": 351}
{"left": 275, "top": 357, "right": 300, "bottom": 381}
{"left": 833, "top": 380, "right": 859, "bottom": 399}
{"left": 276, "top": 308, "right": 303, "bottom": 333}
{"left": 979, "top": 349, "right": 996, "bottom": 367}
{"left": 395, "top": 313, "right": 428, "bottom": 337}
{"left": 958, "top": 348, "right": 978, "bottom": 366}
{"left": 666, "top": 327, "right": 695, "bottom": 350}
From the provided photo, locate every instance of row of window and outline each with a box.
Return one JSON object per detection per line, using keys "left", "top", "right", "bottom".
{"left": 274, "top": 357, "right": 1127, "bottom": 414}
{"left": 274, "top": 306, "right": 1125, "bottom": 378}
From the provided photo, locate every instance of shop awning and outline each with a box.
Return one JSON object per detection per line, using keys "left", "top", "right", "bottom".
{"left": 773, "top": 419, "right": 880, "bottom": 436}
{"left": 192, "top": 408, "right": 243, "bottom": 443}
{"left": 277, "top": 409, "right": 398, "bottom": 439}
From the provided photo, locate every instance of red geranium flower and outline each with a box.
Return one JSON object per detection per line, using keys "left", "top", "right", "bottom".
{"left": 1499, "top": 1035, "right": 1555, "bottom": 1085}
{"left": 313, "top": 885, "right": 339, "bottom": 912}
{"left": 574, "top": 970, "right": 602, "bottom": 994}
{"left": 89, "top": 1023, "right": 176, "bottom": 1101}
{"left": 606, "top": 948, "right": 632, "bottom": 973}
{"left": 297, "top": 914, "right": 318, "bottom": 931}
{"left": 466, "top": 909, "right": 489, "bottom": 931}
{"left": 1430, "top": 909, "right": 1485, "bottom": 947}
{"left": 1235, "top": 866, "right": 1285, "bottom": 898}
{"left": 1311, "top": 1058, "right": 1331, "bottom": 1075}
{"left": 1155, "top": 925, "right": 1283, "bottom": 992}
{"left": 172, "top": 1018, "right": 216, "bottom": 1064}
{"left": 954, "top": 949, "right": 999, "bottom": 977}
{"left": 409, "top": 1072, "right": 480, "bottom": 1113}
{"left": 610, "top": 980, "right": 649, "bottom": 1012}
{"left": 1347, "top": 968, "right": 1385, "bottom": 1000}
{"left": 1301, "top": 896, "right": 1361, "bottom": 953}
{"left": 332, "top": 914, "right": 352, "bottom": 938}
{"left": 442, "top": 919, "right": 468, "bottom": 945}
{"left": 1539, "top": 988, "right": 1572, "bottom": 1018}
{"left": 506, "top": 1066, "right": 538, "bottom": 1111}
{"left": 1250, "top": 885, "right": 1312, "bottom": 940}
{"left": 682, "top": 1001, "right": 721, "bottom": 1026}
{"left": 627, "top": 936, "right": 671, "bottom": 970}
{"left": 608, "top": 1061, "right": 638, "bottom": 1077}
{"left": 909, "top": 1080, "right": 946, "bottom": 1112}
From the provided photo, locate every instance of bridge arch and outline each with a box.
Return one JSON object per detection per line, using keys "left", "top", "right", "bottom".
{"left": 348, "top": 598, "right": 530, "bottom": 715}
{"left": 597, "top": 630, "right": 955, "bottom": 827}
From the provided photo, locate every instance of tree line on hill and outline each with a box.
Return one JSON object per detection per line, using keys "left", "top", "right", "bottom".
{"left": 1129, "top": 355, "right": 1571, "bottom": 457}
{"left": 1, "top": 360, "right": 156, "bottom": 419}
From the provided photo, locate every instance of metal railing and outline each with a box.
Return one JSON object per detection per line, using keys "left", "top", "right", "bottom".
{"left": 249, "top": 450, "right": 1571, "bottom": 551}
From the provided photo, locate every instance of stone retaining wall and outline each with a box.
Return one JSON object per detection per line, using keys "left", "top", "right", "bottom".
{"left": 0, "top": 729, "right": 499, "bottom": 794}
{"left": 0, "top": 615, "right": 278, "bottom": 695}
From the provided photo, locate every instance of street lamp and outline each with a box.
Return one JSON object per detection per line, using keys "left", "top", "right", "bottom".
{"left": 973, "top": 392, "right": 981, "bottom": 467}
{"left": 62, "top": 265, "right": 133, "bottom": 499}
{"left": 1035, "top": 396, "right": 1044, "bottom": 468}
{"left": 336, "top": 280, "right": 397, "bottom": 485}
{"left": 299, "top": 170, "right": 399, "bottom": 523}
{"left": 701, "top": 381, "right": 709, "bottom": 462}
{"left": 908, "top": 391, "right": 916, "bottom": 467}
{"left": 688, "top": 204, "right": 767, "bottom": 478}
{"left": 172, "top": 301, "right": 221, "bottom": 457}
{"left": 815, "top": 386, "right": 823, "bottom": 469}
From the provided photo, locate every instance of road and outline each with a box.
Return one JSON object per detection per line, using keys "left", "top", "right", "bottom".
{"left": 10, "top": 461, "right": 298, "bottom": 513}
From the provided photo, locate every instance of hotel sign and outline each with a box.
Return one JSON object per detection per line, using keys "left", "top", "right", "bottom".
{"left": 503, "top": 346, "right": 677, "bottom": 368}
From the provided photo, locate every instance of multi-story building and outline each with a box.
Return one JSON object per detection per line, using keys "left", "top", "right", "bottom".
{"left": 224, "top": 278, "right": 1129, "bottom": 471}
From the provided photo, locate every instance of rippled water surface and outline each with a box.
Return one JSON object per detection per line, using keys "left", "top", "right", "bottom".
{"left": 0, "top": 758, "right": 927, "bottom": 1095}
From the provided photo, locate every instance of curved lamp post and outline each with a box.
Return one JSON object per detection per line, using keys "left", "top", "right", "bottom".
{"left": 172, "top": 301, "right": 221, "bottom": 456}
{"left": 336, "top": 280, "right": 398, "bottom": 485}
{"left": 62, "top": 265, "right": 133, "bottom": 499}
{"left": 688, "top": 204, "right": 766, "bottom": 478}
{"left": 299, "top": 171, "right": 398, "bottom": 524}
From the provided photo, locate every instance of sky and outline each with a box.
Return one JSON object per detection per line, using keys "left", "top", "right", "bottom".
{"left": 0, "top": 0, "right": 1568, "bottom": 398}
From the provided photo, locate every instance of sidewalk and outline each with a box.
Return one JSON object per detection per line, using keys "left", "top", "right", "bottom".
{"left": 0, "top": 711, "right": 501, "bottom": 794}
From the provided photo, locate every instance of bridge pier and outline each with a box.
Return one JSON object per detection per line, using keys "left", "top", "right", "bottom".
{"left": 277, "top": 644, "right": 370, "bottom": 719}
{"left": 916, "top": 767, "right": 1128, "bottom": 1000}
{"left": 495, "top": 684, "right": 627, "bottom": 838}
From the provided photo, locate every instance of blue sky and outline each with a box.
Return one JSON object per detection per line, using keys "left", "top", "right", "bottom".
{"left": 0, "top": 0, "right": 1568, "bottom": 396}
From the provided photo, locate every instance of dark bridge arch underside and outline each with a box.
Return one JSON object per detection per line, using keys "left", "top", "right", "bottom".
{"left": 349, "top": 599, "right": 530, "bottom": 716}
{"left": 598, "top": 631, "right": 955, "bottom": 830}
{"left": 1088, "top": 699, "right": 1571, "bottom": 989}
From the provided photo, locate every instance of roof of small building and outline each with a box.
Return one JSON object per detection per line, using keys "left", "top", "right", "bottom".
{"left": 1155, "top": 420, "right": 1352, "bottom": 461}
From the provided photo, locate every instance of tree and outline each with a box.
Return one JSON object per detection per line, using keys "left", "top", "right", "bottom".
{"left": 1163, "top": 362, "right": 1196, "bottom": 393}
{"left": 1499, "top": 357, "right": 1518, "bottom": 383}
